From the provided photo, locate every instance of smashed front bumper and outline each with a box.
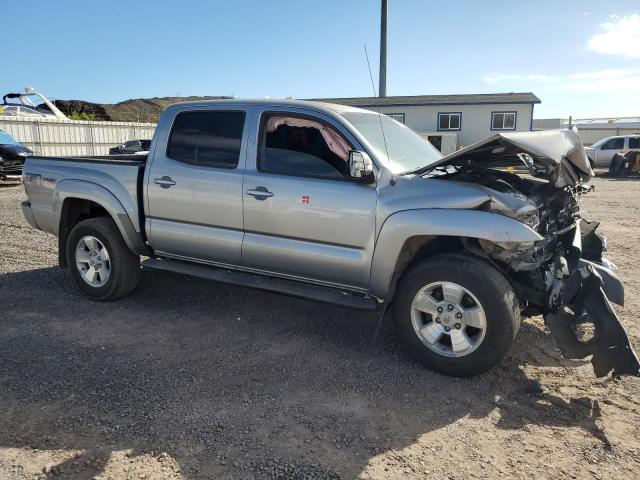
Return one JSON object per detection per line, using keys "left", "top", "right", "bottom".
{"left": 546, "top": 261, "right": 639, "bottom": 376}
{"left": 544, "top": 223, "right": 640, "bottom": 377}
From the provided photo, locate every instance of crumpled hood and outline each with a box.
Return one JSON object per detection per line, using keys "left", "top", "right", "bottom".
{"left": 378, "top": 172, "right": 538, "bottom": 225}
{"left": 422, "top": 127, "right": 592, "bottom": 188}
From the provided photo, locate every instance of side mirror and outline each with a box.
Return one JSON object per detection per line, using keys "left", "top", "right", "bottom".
{"left": 348, "top": 150, "right": 374, "bottom": 183}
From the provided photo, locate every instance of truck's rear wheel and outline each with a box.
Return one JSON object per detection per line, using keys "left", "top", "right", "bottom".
{"left": 66, "top": 217, "right": 140, "bottom": 300}
{"left": 392, "top": 254, "right": 520, "bottom": 377}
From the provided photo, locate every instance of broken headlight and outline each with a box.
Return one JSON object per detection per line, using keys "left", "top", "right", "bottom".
{"left": 479, "top": 239, "right": 541, "bottom": 271}
{"left": 518, "top": 210, "right": 540, "bottom": 231}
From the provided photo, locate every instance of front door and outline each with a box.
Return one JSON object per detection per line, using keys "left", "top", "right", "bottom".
{"left": 146, "top": 107, "right": 249, "bottom": 265}
{"left": 242, "top": 111, "right": 377, "bottom": 290}
{"left": 596, "top": 137, "right": 625, "bottom": 166}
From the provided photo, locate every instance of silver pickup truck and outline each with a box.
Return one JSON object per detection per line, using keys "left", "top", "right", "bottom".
{"left": 20, "top": 99, "right": 639, "bottom": 377}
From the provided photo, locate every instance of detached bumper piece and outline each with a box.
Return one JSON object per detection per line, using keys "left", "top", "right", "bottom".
{"left": 545, "top": 263, "right": 640, "bottom": 377}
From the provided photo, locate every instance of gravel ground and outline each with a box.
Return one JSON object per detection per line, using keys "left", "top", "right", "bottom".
{"left": 1, "top": 174, "right": 639, "bottom": 480}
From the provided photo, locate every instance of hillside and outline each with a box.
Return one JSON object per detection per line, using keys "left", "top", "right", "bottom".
{"left": 53, "top": 96, "right": 232, "bottom": 123}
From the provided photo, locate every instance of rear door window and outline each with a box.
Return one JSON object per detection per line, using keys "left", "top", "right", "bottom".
{"left": 629, "top": 137, "right": 640, "bottom": 149}
{"left": 167, "top": 111, "right": 245, "bottom": 169}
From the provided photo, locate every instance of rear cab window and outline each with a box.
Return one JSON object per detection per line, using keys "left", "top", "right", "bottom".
{"left": 167, "top": 110, "right": 245, "bottom": 168}
{"left": 629, "top": 137, "right": 640, "bottom": 149}
{"left": 258, "top": 113, "right": 353, "bottom": 180}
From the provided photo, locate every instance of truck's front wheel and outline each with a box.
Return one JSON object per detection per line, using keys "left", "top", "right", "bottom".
{"left": 392, "top": 254, "right": 520, "bottom": 377}
{"left": 66, "top": 217, "right": 140, "bottom": 300}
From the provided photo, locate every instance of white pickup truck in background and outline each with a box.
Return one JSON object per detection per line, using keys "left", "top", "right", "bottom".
{"left": 585, "top": 135, "right": 640, "bottom": 168}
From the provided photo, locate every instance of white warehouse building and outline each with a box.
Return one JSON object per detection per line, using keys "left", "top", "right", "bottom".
{"left": 314, "top": 92, "right": 540, "bottom": 154}
{"left": 533, "top": 117, "right": 640, "bottom": 146}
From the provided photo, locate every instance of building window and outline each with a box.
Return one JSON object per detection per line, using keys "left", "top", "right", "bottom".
{"left": 438, "top": 112, "right": 461, "bottom": 131}
{"left": 491, "top": 112, "right": 517, "bottom": 130}
{"left": 387, "top": 113, "right": 405, "bottom": 123}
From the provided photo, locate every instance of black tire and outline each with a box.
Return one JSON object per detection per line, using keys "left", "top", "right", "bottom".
{"left": 392, "top": 253, "right": 520, "bottom": 377}
{"left": 66, "top": 217, "right": 140, "bottom": 300}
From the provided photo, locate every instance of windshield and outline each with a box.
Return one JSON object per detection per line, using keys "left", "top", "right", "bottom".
{"left": 342, "top": 112, "right": 443, "bottom": 173}
{"left": 0, "top": 130, "right": 18, "bottom": 145}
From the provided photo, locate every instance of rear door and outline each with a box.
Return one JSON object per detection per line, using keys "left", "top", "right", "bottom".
{"left": 241, "top": 108, "right": 377, "bottom": 290}
{"left": 145, "top": 106, "right": 250, "bottom": 265}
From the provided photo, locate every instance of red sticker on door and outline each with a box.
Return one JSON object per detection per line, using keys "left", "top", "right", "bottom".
{"left": 301, "top": 195, "right": 310, "bottom": 205}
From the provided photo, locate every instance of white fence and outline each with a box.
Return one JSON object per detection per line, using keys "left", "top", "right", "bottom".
{"left": 574, "top": 128, "right": 640, "bottom": 146}
{"left": 0, "top": 116, "right": 157, "bottom": 156}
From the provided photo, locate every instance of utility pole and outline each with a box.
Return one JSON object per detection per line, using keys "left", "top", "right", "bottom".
{"left": 379, "top": 0, "right": 387, "bottom": 97}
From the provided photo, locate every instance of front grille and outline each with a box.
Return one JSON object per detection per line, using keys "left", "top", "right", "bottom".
{"left": 0, "top": 164, "right": 23, "bottom": 173}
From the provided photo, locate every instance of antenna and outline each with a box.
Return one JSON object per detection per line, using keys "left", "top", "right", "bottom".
{"left": 364, "top": 45, "right": 390, "bottom": 165}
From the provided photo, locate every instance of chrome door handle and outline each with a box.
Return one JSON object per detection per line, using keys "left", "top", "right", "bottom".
{"left": 154, "top": 176, "right": 176, "bottom": 188}
{"left": 246, "top": 186, "right": 274, "bottom": 200}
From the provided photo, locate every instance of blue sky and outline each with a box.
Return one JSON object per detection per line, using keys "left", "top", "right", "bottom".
{"left": 3, "top": 0, "right": 639, "bottom": 118}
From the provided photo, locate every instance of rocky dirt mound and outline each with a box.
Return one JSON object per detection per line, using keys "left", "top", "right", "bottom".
{"left": 54, "top": 96, "right": 231, "bottom": 123}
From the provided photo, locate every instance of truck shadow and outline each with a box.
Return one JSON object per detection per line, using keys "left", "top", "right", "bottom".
{"left": 0, "top": 266, "right": 611, "bottom": 479}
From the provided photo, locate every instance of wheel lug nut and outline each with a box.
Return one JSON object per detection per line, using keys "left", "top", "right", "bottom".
{"left": 456, "top": 312, "right": 462, "bottom": 319}
{"left": 435, "top": 317, "right": 441, "bottom": 323}
{"left": 447, "top": 304, "right": 454, "bottom": 311}
{"left": 444, "top": 326, "right": 450, "bottom": 332}
{"left": 437, "top": 307, "right": 443, "bottom": 313}
{"left": 455, "top": 323, "right": 461, "bottom": 329}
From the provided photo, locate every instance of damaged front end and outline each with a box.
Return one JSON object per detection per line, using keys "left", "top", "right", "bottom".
{"left": 421, "top": 127, "right": 640, "bottom": 377}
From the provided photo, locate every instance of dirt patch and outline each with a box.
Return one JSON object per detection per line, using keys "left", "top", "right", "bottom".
{"left": 0, "top": 173, "right": 639, "bottom": 479}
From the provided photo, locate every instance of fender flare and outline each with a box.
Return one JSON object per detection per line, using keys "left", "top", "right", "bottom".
{"left": 369, "top": 208, "right": 543, "bottom": 299}
{"left": 53, "top": 179, "right": 147, "bottom": 255}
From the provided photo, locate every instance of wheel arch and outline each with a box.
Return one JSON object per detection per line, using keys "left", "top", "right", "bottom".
{"left": 370, "top": 209, "right": 542, "bottom": 300}
{"left": 55, "top": 181, "right": 147, "bottom": 267}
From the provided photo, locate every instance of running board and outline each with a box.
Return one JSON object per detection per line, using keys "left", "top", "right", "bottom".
{"left": 142, "top": 258, "right": 379, "bottom": 311}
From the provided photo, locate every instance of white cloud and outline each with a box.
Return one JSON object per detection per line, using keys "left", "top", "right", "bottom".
{"left": 482, "top": 73, "right": 554, "bottom": 84}
{"left": 587, "top": 14, "right": 640, "bottom": 58}
{"left": 482, "top": 68, "right": 640, "bottom": 93}
{"left": 567, "top": 69, "right": 630, "bottom": 80}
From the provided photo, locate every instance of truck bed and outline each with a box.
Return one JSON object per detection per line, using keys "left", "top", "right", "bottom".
{"left": 32, "top": 154, "right": 148, "bottom": 165}
{"left": 22, "top": 155, "right": 147, "bottom": 242}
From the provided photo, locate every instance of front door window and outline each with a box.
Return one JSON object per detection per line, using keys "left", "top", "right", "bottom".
{"left": 602, "top": 138, "right": 624, "bottom": 150}
{"left": 259, "top": 114, "right": 352, "bottom": 180}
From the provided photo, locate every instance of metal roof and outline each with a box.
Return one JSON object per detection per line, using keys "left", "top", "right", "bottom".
{"left": 309, "top": 92, "right": 541, "bottom": 107}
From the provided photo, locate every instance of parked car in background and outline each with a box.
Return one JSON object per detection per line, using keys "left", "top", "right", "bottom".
{"left": 109, "top": 139, "right": 151, "bottom": 155}
{"left": 585, "top": 135, "right": 640, "bottom": 168}
{"left": 20, "top": 100, "right": 639, "bottom": 378}
{"left": 0, "top": 129, "right": 32, "bottom": 180}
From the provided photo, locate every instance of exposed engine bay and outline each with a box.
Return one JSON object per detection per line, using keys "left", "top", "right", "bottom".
{"left": 421, "top": 128, "right": 640, "bottom": 377}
